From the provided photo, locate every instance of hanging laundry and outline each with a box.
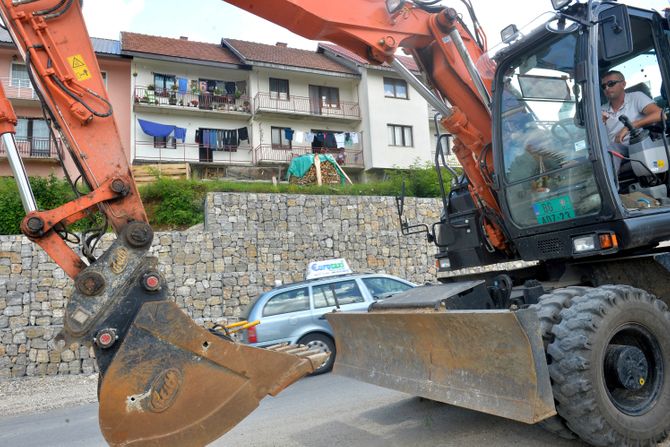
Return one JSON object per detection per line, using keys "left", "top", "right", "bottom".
{"left": 284, "top": 128, "right": 294, "bottom": 141}
{"left": 351, "top": 132, "right": 359, "bottom": 144}
{"left": 138, "top": 119, "right": 175, "bottom": 138}
{"left": 173, "top": 127, "right": 187, "bottom": 143}
{"left": 208, "top": 129, "right": 217, "bottom": 149}
{"left": 334, "top": 133, "right": 346, "bottom": 147}
{"left": 294, "top": 131, "right": 304, "bottom": 144}
{"left": 304, "top": 131, "right": 315, "bottom": 144}
{"left": 178, "top": 78, "right": 188, "bottom": 94}
{"left": 325, "top": 132, "right": 337, "bottom": 148}
{"left": 238, "top": 127, "right": 249, "bottom": 142}
{"left": 344, "top": 132, "right": 353, "bottom": 148}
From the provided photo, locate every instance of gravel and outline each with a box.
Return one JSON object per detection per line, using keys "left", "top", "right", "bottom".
{"left": 0, "top": 374, "right": 98, "bottom": 418}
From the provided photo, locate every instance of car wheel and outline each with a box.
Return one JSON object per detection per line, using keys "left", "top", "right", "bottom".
{"left": 298, "top": 333, "right": 335, "bottom": 375}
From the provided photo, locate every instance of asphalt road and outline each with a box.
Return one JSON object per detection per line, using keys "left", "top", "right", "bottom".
{"left": 0, "top": 373, "right": 586, "bottom": 447}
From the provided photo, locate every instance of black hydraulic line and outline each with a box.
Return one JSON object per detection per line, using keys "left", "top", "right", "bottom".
{"left": 51, "top": 75, "right": 113, "bottom": 118}
{"left": 34, "top": 0, "right": 68, "bottom": 16}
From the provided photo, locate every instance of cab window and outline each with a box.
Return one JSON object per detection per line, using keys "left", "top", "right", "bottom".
{"left": 499, "top": 31, "right": 602, "bottom": 228}
{"left": 262, "top": 287, "right": 310, "bottom": 317}
{"left": 313, "top": 280, "right": 364, "bottom": 308}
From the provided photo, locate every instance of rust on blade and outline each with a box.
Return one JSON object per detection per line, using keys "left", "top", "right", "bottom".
{"left": 98, "top": 301, "right": 327, "bottom": 447}
{"left": 326, "top": 308, "right": 555, "bottom": 424}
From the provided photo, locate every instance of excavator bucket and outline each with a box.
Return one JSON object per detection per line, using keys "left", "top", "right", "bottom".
{"left": 97, "top": 301, "right": 327, "bottom": 447}
{"left": 326, "top": 282, "right": 556, "bottom": 424}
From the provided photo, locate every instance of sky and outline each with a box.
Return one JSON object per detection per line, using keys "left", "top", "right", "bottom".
{"left": 81, "top": 0, "right": 670, "bottom": 50}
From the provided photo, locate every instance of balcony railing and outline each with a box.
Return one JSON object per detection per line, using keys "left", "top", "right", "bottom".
{"left": 134, "top": 86, "right": 252, "bottom": 114}
{"left": 1, "top": 78, "right": 38, "bottom": 101}
{"left": 254, "top": 92, "right": 360, "bottom": 120}
{"left": 134, "top": 141, "right": 253, "bottom": 165}
{"left": 253, "top": 144, "right": 364, "bottom": 168}
{"left": 0, "top": 136, "right": 60, "bottom": 159}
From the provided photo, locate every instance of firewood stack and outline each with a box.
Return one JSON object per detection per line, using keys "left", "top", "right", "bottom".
{"left": 290, "top": 160, "right": 342, "bottom": 185}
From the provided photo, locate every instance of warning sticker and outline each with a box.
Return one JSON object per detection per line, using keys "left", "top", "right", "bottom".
{"left": 67, "top": 54, "right": 91, "bottom": 81}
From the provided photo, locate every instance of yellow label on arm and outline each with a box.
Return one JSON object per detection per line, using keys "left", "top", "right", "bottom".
{"left": 67, "top": 54, "right": 91, "bottom": 81}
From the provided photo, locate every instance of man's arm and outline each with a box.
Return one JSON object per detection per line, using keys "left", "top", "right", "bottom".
{"left": 614, "top": 93, "right": 663, "bottom": 143}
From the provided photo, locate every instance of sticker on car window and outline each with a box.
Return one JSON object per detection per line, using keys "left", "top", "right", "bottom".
{"left": 533, "top": 195, "right": 576, "bottom": 225}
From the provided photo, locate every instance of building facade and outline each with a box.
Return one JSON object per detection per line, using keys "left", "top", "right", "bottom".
{"left": 0, "top": 30, "right": 457, "bottom": 182}
{"left": 0, "top": 31, "right": 132, "bottom": 178}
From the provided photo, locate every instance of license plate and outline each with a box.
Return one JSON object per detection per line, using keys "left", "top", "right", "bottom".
{"left": 533, "top": 195, "right": 575, "bottom": 225}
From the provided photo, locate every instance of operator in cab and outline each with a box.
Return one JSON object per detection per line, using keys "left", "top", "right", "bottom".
{"left": 600, "top": 70, "right": 663, "bottom": 170}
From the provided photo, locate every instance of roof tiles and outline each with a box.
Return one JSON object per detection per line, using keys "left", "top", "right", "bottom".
{"left": 121, "top": 32, "right": 240, "bottom": 65}
{"left": 223, "top": 39, "right": 358, "bottom": 75}
{"left": 318, "top": 42, "right": 419, "bottom": 72}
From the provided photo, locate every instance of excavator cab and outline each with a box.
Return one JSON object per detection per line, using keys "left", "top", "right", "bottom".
{"left": 490, "top": 2, "right": 670, "bottom": 264}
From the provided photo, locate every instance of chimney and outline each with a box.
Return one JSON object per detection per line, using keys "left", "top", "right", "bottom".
{"left": 275, "top": 42, "right": 287, "bottom": 48}
{"left": 179, "top": 36, "right": 188, "bottom": 40}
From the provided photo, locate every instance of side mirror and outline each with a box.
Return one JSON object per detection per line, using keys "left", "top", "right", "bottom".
{"left": 599, "top": 4, "right": 633, "bottom": 61}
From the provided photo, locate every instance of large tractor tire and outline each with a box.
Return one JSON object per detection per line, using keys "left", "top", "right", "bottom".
{"left": 547, "top": 285, "right": 670, "bottom": 446}
{"left": 530, "top": 286, "right": 591, "bottom": 440}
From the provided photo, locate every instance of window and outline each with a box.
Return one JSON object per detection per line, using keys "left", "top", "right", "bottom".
{"left": 270, "top": 78, "right": 289, "bottom": 99}
{"left": 498, "top": 31, "right": 601, "bottom": 228}
{"left": 10, "top": 63, "right": 31, "bottom": 88}
{"left": 16, "top": 118, "right": 51, "bottom": 156}
{"left": 387, "top": 124, "right": 413, "bottom": 147}
{"left": 319, "top": 86, "right": 339, "bottom": 108}
{"left": 313, "top": 280, "right": 364, "bottom": 308}
{"left": 271, "top": 126, "right": 291, "bottom": 149}
{"left": 153, "top": 73, "right": 176, "bottom": 95}
{"left": 153, "top": 136, "right": 176, "bottom": 149}
{"left": 263, "top": 287, "right": 310, "bottom": 317}
{"left": 362, "top": 277, "right": 412, "bottom": 298}
{"left": 384, "top": 78, "right": 408, "bottom": 99}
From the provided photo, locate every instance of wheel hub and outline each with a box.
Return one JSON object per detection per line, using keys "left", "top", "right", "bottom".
{"left": 605, "top": 344, "right": 648, "bottom": 391}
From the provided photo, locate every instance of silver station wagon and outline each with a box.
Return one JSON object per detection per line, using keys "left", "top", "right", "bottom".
{"left": 240, "top": 265, "right": 415, "bottom": 375}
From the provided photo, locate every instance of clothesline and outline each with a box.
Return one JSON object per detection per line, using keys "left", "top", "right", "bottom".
{"left": 283, "top": 128, "right": 360, "bottom": 148}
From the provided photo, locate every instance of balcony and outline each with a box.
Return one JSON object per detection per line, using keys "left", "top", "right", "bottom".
{"left": 254, "top": 92, "right": 361, "bottom": 121}
{"left": 0, "top": 136, "right": 60, "bottom": 160}
{"left": 133, "top": 141, "right": 253, "bottom": 165}
{"left": 1, "top": 78, "right": 38, "bottom": 102}
{"left": 133, "top": 86, "right": 252, "bottom": 116}
{"left": 253, "top": 144, "right": 364, "bottom": 168}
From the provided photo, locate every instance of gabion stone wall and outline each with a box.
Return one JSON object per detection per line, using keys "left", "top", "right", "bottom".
{"left": 0, "top": 192, "right": 440, "bottom": 379}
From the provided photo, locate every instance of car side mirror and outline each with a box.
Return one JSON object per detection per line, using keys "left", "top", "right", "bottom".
{"left": 599, "top": 4, "right": 633, "bottom": 61}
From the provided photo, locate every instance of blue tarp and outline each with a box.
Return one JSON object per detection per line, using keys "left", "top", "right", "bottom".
{"left": 138, "top": 119, "right": 187, "bottom": 142}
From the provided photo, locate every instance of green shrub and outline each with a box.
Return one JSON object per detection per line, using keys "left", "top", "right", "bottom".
{"left": 140, "top": 178, "right": 207, "bottom": 228}
{"left": 0, "top": 175, "right": 80, "bottom": 235}
{"left": 385, "top": 161, "right": 458, "bottom": 198}
{"left": 0, "top": 178, "right": 24, "bottom": 235}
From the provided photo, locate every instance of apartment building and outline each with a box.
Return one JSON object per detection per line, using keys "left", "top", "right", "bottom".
{"left": 0, "top": 30, "right": 132, "bottom": 178}
{"left": 222, "top": 39, "right": 365, "bottom": 178}
{"left": 0, "top": 28, "right": 456, "bottom": 183}
{"left": 319, "top": 43, "right": 460, "bottom": 173}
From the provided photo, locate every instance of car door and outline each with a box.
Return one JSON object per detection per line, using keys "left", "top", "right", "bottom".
{"left": 255, "top": 286, "right": 311, "bottom": 345}
{"left": 311, "top": 279, "right": 367, "bottom": 330}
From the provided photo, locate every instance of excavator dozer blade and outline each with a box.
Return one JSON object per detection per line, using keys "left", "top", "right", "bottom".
{"left": 98, "top": 301, "right": 328, "bottom": 447}
{"left": 326, "top": 307, "right": 555, "bottom": 424}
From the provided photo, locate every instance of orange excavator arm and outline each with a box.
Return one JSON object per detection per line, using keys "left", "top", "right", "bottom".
{"left": 0, "top": 2, "right": 327, "bottom": 446}
{"left": 225, "top": 0, "right": 508, "bottom": 250}
{"left": 2, "top": 1, "right": 509, "bottom": 446}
